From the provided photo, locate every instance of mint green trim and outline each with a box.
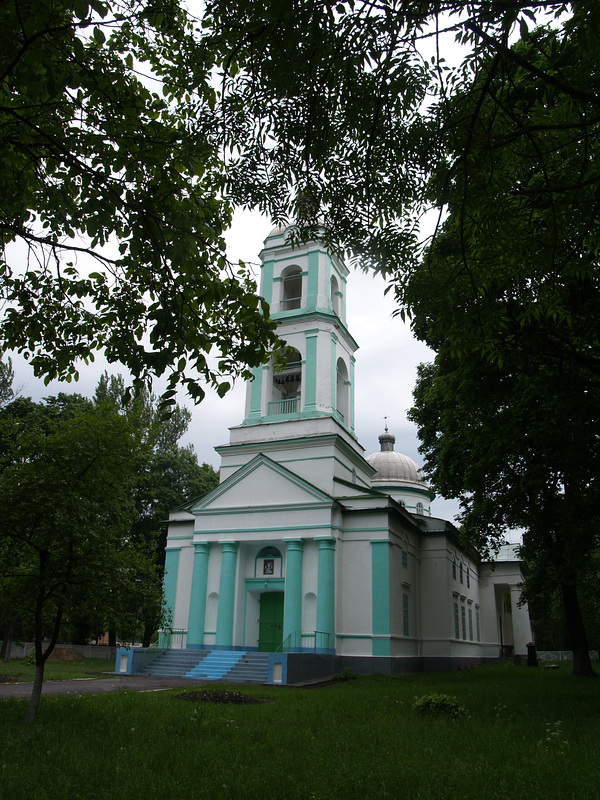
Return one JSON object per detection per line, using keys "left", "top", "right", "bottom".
{"left": 246, "top": 365, "right": 264, "bottom": 422}
{"left": 245, "top": 577, "right": 285, "bottom": 590}
{"left": 163, "top": 547, "right": 181, "bottom": 626}
{"left": 306, "top": 250, "right": 319, "bottom": 308}
{"left": 217, "top": 432, "right": 364, "bottom": 462}
{"left": 283, "top": 539, "right": 304, "bottom": 641}
{"left": 191, "top": 525, "right": 344, "bottom": 537}
{"left": 262, "top": 260, "right": 274, "bottom": 305}
{"left": 215, "top": 542, "right": 239, "bottom": 646}
{"left": 264, "top": 248, "right": 320, "bottom": 264}
{"left": 270, "top": 309, "right": 359, "bottom": 351}
{"left": 372, "top": 638, "right": 391, "bottom": 657}
{"left": 165, "top": 534, "right": 194, "bottom": 541}
{"left": 304, "top": 333, "right": 318, "bottom": 411}
{"left": 316, "top": 537, "right": 336, "bottom": 641}
{"left": 371, "top": 541, "right": 391, "bottom": 654}
{"left": 187, "top": 542, "right": 211, "bottom": 646}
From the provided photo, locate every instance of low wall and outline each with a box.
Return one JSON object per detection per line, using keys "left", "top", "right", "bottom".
{"left": 0, "top": 642, "right": 117, "bottom": 661}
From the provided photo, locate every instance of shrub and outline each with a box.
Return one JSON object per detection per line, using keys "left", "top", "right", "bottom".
{"left": 412, "top": 693, "right": 467, "bottom": 718}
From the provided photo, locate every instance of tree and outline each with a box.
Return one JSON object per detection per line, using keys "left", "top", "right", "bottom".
{"left": 202, "top": 0, "right": 600, "bottom": 276}
{"left": 0, "top": 352, "right": 14, "bottom": 408}
{"left": 94, "top": 373, "right": 219, "bottom": 646}
{"left": 0, "top": 0, "right": 278, "bottom": 405}
{"left": 407, "top": 27, "right": 600, "bottom": 676}
{"left": 0, "top": 393, "right": 146, "bottom": 722}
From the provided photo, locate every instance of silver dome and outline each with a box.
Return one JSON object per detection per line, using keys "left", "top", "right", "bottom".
{"left": 367, "top": 431, "right": 428, "bottom": 489}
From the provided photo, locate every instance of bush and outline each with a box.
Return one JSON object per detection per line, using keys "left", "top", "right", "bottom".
{"left": 412, "top": 693, "right": 467, "bottom": 718}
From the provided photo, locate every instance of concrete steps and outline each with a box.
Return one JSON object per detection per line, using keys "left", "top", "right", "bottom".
{"left": 143, "top": 649, "right": 270, "bottom": 684}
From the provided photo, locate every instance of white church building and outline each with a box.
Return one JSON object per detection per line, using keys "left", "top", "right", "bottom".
{"left": 119, "top": 226, "right": 532, "bottom": 683}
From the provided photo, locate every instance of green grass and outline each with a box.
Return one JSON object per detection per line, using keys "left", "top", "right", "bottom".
{"left": 0, "top": 657, "right": 113, "bottom": 682}
{"left": 1, "top": 663, "right": 599, "bottom": 800}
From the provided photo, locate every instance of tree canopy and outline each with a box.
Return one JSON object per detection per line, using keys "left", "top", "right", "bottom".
{"left": 94, "top": 372, "right": 219, "bottom": 646}
{"left": 0, "top": 392, "right": 143, "bottom": 722}
{"left": 407, "top": 25, "right": 600, "bottom": 676}
{"left": 202, "top": 0, "right": 600, "bottom": 276}
{"left": 1, "top": 0, "right": 278, "bottom": 405}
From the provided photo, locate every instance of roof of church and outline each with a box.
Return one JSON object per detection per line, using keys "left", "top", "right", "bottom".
{"left": 366, "top": 430, "right": 429, "bottom": 490}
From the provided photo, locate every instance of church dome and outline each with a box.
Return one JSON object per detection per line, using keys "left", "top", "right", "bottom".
{"left": 367, "top": 431, "right": 426, "bottom": 486}
{"left": 366, "top": 430, "right": 432, "bottom": 514}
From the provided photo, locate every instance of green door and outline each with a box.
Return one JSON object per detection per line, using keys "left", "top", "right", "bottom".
{"left": 258, "top": 592, "right": 284, "bottom": 652}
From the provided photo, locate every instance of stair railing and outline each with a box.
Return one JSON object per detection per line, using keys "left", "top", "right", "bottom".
{"left": 275, "top": 630, "right": 333, "bottom": 653}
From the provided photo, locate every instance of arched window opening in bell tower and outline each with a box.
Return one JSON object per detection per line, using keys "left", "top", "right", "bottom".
{"left": 336, "top": 357, "right": 349, "bottom": 423}
{"left": 269, "top": 346, "right": 302, "bottom": 416}
{"left": 330, "top": 274, "right": 340, "bottom": 316}
{"left": 281, "top": 265, "right": 303, "bottom": 310}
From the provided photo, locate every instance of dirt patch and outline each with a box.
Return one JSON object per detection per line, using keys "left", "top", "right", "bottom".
{"left": 0, "top": 675, "right": 22, "bottom": 683}
{"left": 48, "top": 647, "right": 84, "bottom": 662}
{"left": 173, "top": 688, "right": 269, "bottom": 705}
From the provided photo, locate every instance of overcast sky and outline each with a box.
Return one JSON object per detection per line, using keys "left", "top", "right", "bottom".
{"left": 9, "top": 208, "right": 462, "bottom": 522}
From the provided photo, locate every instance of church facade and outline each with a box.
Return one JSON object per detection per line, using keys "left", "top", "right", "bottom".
{"left": 160, "top": 227, "right": 532, "bottom": 682}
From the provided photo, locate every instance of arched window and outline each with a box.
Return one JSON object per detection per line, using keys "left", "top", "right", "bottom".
{"left": 270, "top": 346, "right": 302, "bottom": 415}
{"left": 330, "top": 275, "right": 340, "bottom": 316}
{"left": 256, "top": 546, "right": 282, "bottom": 577}
{"left": 336, "top": 357, "right": 349, "bottom": 423}
{"left": 416, "top": 501, "right": 424, "bottom": 515}
{"left": 281, "top": 265, "right": 302, "bottom": 310}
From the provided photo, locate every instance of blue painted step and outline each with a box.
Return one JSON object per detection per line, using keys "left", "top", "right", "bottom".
{"left": 185, "top": 650, "right": 245, "bottom": 680}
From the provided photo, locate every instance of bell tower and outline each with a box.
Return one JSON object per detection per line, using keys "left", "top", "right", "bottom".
{"left": 217, "top": 226, "right": 372, "bottom": 496}
{"left": 243, "top": 226, "right": 358, "bottom": 431}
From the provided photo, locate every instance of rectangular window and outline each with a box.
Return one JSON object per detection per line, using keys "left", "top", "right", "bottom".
{"left": 476, "top": 610, "right": 481, "bottom": 642}
{"left": 468, "top": 608, "right": 473, "bottom": 641}
{"left": 403, "top": 593, "right": 409, "bottom": 637}
{"left": 454, "top": 602, "right": 460, "bottom": 639}
{"left": 466, "top": 567, "right": 470, "bottom": 588}
{"left": 460, "top": 562, "right": 464, "bottom": 584}
{"left": 461, "top": 605, "right": 467, "bottom": 640}
{"left": 402, "top": 550, "right": 408, "bottom": 569}
{"left": 452, "top": 560, "right": 456, "bottom": 580}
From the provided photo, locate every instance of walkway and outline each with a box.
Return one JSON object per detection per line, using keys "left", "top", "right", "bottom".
{"left": 0, "top": 674, "right": 212, "bottom": 700}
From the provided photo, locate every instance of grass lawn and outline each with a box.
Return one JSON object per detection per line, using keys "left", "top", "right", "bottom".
{"left": 1, "top": 662, "right": 599, "bottom": 800}
{"left": 0, "top": 657, "right": 113, "bottom": 682}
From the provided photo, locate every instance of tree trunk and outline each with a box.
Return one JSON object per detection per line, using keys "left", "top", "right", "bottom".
{"left": 142, "top": 621, "right": 154, "bottom": 649}
{"left": 108, "top": 628, "right": 116, "bottom": 648}
{"left": 24, "top": 660, "right": 46, "bottom": 725}
{"left": 1, "top": 621, "right": 13, "bottom": 662}
{"left": 561, "top": 578, "right": 596, "bottom": 677}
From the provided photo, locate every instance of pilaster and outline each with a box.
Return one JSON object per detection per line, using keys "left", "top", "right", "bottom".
{"left": 371, "top": 540, "right": 391, "bottom": 656}
{"left": 163, "top": 547, "right": 181, "bottom": 628}
{"left": 215, "top": 541, "right": 239, "bottom": 646}
{"left": 283, "top": 539, "right": 304, "bottom": 643}
{"left": 316, "top": 537, "right": 336, "bottom": 649}
{"left": 187, "top": 542, "right": 211, "bottom": 647}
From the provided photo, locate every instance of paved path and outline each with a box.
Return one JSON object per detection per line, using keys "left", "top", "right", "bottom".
{"left": 0, "top": 674, "right": 211, "bottom": 700}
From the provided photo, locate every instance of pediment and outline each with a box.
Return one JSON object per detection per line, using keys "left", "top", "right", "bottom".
{"left": 190, "top": 454, "right": 333, "bottom": 512}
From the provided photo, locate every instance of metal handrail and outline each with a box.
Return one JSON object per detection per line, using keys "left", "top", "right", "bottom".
{"left": 275, "top": 630, "right": 332, "bottom": 653}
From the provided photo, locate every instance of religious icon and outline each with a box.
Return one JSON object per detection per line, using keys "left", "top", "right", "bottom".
{"left": 263, "top": 559, "right": 274, "bottom": 575}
